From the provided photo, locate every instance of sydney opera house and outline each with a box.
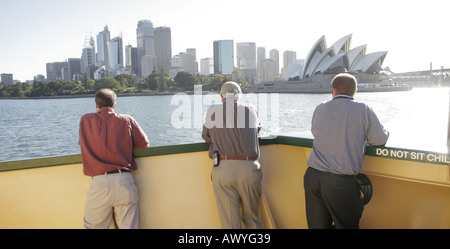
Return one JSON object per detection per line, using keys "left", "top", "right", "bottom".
{"left": 244, "top": 34, "right": 406, "bottom": 93}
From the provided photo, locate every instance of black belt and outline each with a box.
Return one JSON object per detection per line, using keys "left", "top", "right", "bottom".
{"left": 105, "top": 169, "right": 130, "bottom": 174}
{"left": 308, "top": 167, "right": 356, "bottom": 179}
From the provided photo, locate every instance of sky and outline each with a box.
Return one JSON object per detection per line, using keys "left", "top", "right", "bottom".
{"left": 1, "top": 0, "right": 449, "bottom": 81}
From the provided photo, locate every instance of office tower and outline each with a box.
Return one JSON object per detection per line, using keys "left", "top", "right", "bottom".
{"left": 81, "top": 36, "right": 96, "bottom": 77}
{"left": 96, "top": 25, "right": 110, "bottom": 69}
{"left": 179, "top": 51, "right": 196, "bottom": 75}
{"left": 68, "top": 58, "right": 81, "bottom": 81}
{"left": 262, "top": 59, "right": 276, "bottom": 82}
{"left": 136, "top": 20, "right": 155, "bottom": 77}
{"left": 200, "top": 58, "right": 213, "bottom": 75}
{"left": 257, "top": 47, "right": 266, "bottom": 83}
{"left": 269, "top": 49, "right": 280, "bottom": 78}
{"left": 46, "top": 61, "right": 68, "bottom": 81}
{"left": 186, "top": 48, "right": 198, "bottom": 74}
{"left": 283, "top": 50, "right": 297, "bottom": 75}
{"left": 125, "top": 44, "right": 138, "bottom": 76}
{"left": 154, "top": 26, "right": 172, "bottom": 74}
{"left": 62, "top": 67, "right": 69, "bottom": 81}
{"left": 0, "top": 74, "right": 13, "bottom": 86}
{"left": 169, "top": 55, "right": 182, "bottom": 78}
{"left": 213, "top": 40, "right": 234, "bottom": 75}
{"left": 108, "top": 36, "right": 124, "bottom": 71}
{"left": 236, "top": 42, "right": 257, "bottom": 85}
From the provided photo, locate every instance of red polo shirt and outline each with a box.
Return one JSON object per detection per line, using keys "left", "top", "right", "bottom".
{"left": 79, "top": 107, "right": 149, "bottom": 176}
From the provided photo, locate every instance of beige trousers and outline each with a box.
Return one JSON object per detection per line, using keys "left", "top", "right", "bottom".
{"left": 211, "top": 159, "right": 263, "bottom": 229}
{"left": 84, "top": 171, "right": 139, "bottom": 229}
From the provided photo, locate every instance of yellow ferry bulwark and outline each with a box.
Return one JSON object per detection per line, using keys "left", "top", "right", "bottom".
{"left": 0, "top": 136, "right": 449, "bottom": 229}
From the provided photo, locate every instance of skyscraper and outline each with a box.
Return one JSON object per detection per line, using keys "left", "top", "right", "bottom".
{"left": 96, "top": 26, "right": 110, "bottom": 69}
{"left": 68, "top": 58, "right": 81, "bottom": 81}
{"left": 257, "top": 47, "right": 266, "bottom": 83}
{"left": 269, "top": 49, "right": 280, "bottom": 78}
{"left": 108, "top": 36, "right": 124, "bottom": 71}
{"left": 46, "top": 61, "right": 68, "bottom": 81}
{"left": 154, "top": 26, "right": 172, "bottom": 74}
{"left": 262, "top": 59, "right": 276, "bottom": 82}
{"left": 125, "top": 44, "right": 138, "bottom": 76}
{"left": 213, "top": 40, "right": 234, "bottom": 75}
{"left": 200, "top": 57, "right": 213, "bottom": 75}
{"left": 0, "top": 74, "right": 13, "bottom": 86}
{"left": 236, "top": 42, "right": 257, "bottom": 85}
{"left": 169, "top": 54, "right": 182, "bottom": 78}
{"left": 136, "top": 20, "right": 155, "bottom": 77}
{"left": 186, "top": 48, "right": 198, "bottom": 74}
{"left": 180, "top": 51, "right": 196, "bottom": 74}
{"left": 81, "top": 36, "right": 96, "bottom": 78}
{"left": 283, "top": 50, "right": 297, "bottom": 76}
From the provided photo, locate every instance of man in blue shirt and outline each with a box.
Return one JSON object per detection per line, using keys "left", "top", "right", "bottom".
{"left": 304, "top": 73, "right": 389, "bottom": 229}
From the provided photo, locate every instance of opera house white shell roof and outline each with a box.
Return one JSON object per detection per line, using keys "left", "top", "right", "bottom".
{"left": 286, "top": 34, "right": 387, "bottom": 81}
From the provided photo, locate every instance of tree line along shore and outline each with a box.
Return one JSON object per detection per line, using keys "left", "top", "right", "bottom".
{"left": 0, "top": 69, "right": 249, "bottom": 98}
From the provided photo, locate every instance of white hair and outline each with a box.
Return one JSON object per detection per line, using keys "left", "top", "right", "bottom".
{"left": 221, "top": 92, "right": 241, "bottom": 101}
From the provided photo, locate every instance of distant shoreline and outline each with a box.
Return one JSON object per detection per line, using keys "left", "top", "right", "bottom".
{"left": 1, "top": 84, "right": 449, "bottom": 100}
{"left": 0, "top": 91, "right": 192, "bottom": 100}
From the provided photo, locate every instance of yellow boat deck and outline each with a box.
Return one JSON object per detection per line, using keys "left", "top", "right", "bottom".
{"left": 0, "top": 136, "right": 449, "bottom": 228}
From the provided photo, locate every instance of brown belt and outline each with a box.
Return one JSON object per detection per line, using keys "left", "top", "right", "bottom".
{"left": 220, "top": 156, "right": 258, "bottom": 161}
{"left": 105, "top": 169, "right": 130, "bottom": 175}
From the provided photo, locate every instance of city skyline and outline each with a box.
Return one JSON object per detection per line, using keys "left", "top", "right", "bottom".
{"left": 1, "top": 0, "right": 449, "bottom": 81}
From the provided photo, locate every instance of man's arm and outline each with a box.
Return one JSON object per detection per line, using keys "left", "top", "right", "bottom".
{"left": 130, "top": 118, "right": 150, "bottom": 149}
{"left": 202, "top": 125, "right": 211, "bottom": 143}
{"left": 366, "top": 107, "right": 389, "bottom": 146}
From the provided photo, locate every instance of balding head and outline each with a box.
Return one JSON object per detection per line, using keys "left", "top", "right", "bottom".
{"left": 331, "top": 73, "right": 358, "bottom": 96}
{"left": 95, "top": 88, "right": 117, "bottom": 108}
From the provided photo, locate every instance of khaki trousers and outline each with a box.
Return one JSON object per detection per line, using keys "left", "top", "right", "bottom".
{"left": 84, "top": 171, "right": 139, "bottom": 229}
{"left": 211, "top": 159, "right": 263, "bottom": 229}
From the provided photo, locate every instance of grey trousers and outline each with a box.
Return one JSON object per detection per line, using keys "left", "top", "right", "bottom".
{"left": 84, "top": 171, "right": 139, "bottom": 229}
{"left": 211, "top": 159, "right": 263, "bottom": 229}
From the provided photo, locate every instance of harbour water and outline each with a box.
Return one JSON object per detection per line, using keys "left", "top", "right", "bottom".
{"left": 0, "top": 87, "right": 448, "bottom": 162}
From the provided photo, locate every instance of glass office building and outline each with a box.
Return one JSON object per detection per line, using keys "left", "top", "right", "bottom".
{"left": 136, "top": 20, "right": 155, "bottom": 77}
{"left": 213, "top": 40, "right": 234, "bottom": 75}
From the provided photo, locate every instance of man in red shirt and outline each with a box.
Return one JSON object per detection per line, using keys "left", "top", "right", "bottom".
{"left": 79, "top": 88, "right": 149, "bottom": 229}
